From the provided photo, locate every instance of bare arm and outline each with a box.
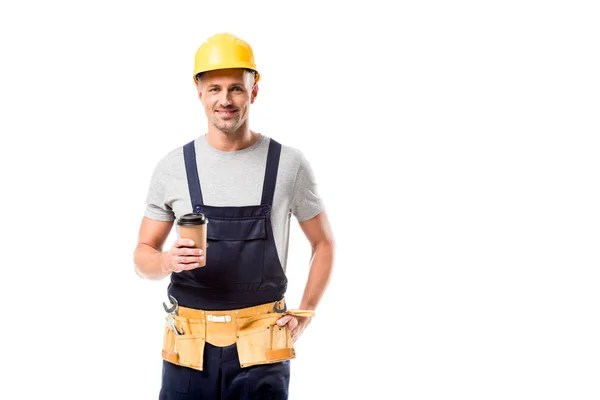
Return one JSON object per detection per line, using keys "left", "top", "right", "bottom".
{"left": 133, "top": 217, "right": 206, "bottom": 280}
{"left": 297, "top": 210, "right": 335, "bottom": 311}
{"left": 276, "top": 210, "right": 335, "bottom": 341}
{"left": 133, "top": 217, "right": 173, "bottom": 280}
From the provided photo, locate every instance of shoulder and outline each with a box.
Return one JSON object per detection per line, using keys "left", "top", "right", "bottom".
{"left": 266, "top": 136, "right": 308, "bottom": 171}
{"left": 151, "top": 143, "right": 186, "bottom": 177}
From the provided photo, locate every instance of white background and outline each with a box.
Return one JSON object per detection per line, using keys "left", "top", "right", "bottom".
{"left": 1, "top": 1, "right": 599, "bottom": 399}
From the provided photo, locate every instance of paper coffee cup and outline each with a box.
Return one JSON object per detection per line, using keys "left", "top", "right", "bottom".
{"left": 177, "top": 213, "right": 209, "bottom": 267}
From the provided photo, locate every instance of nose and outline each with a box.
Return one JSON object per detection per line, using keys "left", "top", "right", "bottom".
{"left": 218, "top": 90, "right": 233, "bottom": 107}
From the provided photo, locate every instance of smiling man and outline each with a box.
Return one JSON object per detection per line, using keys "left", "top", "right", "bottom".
{"left": 133, "top": 33, "right": 335, "bottom": 399}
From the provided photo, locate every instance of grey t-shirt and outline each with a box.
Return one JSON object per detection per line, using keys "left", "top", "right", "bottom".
{"left": 144, "top": 133, "right": 324, "bottom": 273}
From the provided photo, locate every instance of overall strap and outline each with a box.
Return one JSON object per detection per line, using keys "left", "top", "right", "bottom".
{"left": 183, "top": 140, "right": 204, "bottom": 212}
{"left": 260, "top": 139, "right": 282, "bottom": 207}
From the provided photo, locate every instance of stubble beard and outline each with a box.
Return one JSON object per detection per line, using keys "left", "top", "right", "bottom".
{"left": 212, "top": 114, "right": 243, "bottom": 134}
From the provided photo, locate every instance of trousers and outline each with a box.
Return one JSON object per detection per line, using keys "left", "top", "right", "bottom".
{"left": 159, "top": 342, "right": 290, "bottom": 400}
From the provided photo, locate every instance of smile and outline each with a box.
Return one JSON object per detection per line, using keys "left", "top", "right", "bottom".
{"left": 216, "top": 110, "right": 238, "bottom": 117}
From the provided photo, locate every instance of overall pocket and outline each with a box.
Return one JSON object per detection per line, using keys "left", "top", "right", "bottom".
{"left": 194, "top": 216, "right": 268, "bottom": 284}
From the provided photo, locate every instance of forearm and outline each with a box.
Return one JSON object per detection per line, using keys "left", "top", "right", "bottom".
{"left": 134, "top": 243, "right": 170, "bottom": 280}
{"left": 299, "top": 240, "right": 335, "bottom": 311}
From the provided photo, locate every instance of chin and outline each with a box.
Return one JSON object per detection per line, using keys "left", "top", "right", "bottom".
{"left": 214, "top": 125, "right": 237, "bottom": 134}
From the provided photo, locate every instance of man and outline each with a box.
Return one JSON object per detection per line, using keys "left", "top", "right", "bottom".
{"left": 133, "top": 32, "right": 335, "bottom": 399}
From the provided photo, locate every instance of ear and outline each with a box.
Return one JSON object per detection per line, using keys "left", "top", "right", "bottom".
{"left": 196, "top": 84, "right": 203, "bottom": 104}
{"left": 250, "top": 84, "right": 259, "bottom": 104}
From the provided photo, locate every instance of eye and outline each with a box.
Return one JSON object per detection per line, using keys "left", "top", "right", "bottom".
{"left": 208, "top": 87, "right": 219, "bottom": 92}
{"left": 232, "top": 86, "right": 244, "bottom": 92}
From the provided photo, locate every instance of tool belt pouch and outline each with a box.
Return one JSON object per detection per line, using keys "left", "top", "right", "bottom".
{"left": 235, "top": 309, "right": 315, "bottom": 368}
{"left": 161, "top": 316, "right": 206, "bottom": 371}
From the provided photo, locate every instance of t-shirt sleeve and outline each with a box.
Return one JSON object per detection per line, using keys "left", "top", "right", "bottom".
{"left": 144, "top": 156, "right": 176, "bottom": 222}
{"left": 291, "top": 152, "right": 325, "bottom": 222}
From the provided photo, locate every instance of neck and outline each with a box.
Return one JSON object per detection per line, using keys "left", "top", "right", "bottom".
{"left": 205, "top": 125, "right": 258, "bottom": 152}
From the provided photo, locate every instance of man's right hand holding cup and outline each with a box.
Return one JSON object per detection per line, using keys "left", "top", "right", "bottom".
{"left": 163, "top": 239, "right": 207, "bottom": 273}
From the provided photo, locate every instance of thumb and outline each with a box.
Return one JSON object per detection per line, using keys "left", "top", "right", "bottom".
{"left": 276, "top": 315, "right": 292, "bottom": 326}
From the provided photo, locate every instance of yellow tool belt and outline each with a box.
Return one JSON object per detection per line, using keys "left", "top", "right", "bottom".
{"left": 161, "top": 299, "right": 315, "bottom": 370}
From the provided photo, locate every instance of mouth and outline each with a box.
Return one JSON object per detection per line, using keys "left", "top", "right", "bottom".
{"left": 216, "top": 109, "right": 238, "bottom": 117}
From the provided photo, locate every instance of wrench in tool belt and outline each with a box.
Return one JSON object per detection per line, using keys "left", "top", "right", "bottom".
{"left": 163, "top": 295, "right": 184, "bottom": 335}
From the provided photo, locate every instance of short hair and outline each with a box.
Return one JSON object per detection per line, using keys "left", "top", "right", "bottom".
{"left": 194, "top": 69, "right": 257, "bottom": 85}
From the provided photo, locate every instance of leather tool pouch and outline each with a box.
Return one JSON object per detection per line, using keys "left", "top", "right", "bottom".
{"left": 236, "top": 309, "right": 315, "bottom": 368}
{"left": 161, "top": 304, "right": 315, "bottom": 370}
{"left": 161, "top": 316, "right": 206, "bottom": 371}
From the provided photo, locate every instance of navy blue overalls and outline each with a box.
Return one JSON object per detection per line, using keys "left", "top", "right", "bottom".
{"left": 159, "top": 138, "right": 291, "bottom": 399}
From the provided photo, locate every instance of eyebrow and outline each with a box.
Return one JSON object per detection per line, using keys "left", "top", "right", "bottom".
{"left": 207, "top": 83, "right": 246, "bottom": 88}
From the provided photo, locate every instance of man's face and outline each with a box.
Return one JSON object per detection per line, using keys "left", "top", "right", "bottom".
{"left": 196, "top": 68, "right": 258, "bottom": 134}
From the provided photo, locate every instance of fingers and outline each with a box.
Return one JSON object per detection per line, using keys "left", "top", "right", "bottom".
{"left": 175, "top": 239, "right": 209, "bottom": 248}
{"left": 174, "top": 238, "right": 196, "bottom": 248}
{"left": 177, "top": 247, "right": 203, "bottom": 256}
{"left": 177, "top": 263, "right": 199, "bottom": 272}
{"left": 288, "top": 317, "right": 299, "bottom": 330}
{"left": 279, "top": 315, "right": 311, "bottom": 343}
{"left": 291, "top": 330, "right": 299, "bottom": 343}
{"left": 170, "top": 265, "right": 184, "bottom": 273}
{"left": 169, "top": 240, "right": 207, "bottom": 273}
{"left": 276, "top": 315, "right": 299, "bottom": 334}
{"left": 276, "top": 315, "right": 293, "bottom": 327}
{"left": 171, "top": 262, "right": 200, "bottom": 273}
{"left": 172, "top": 250, "right": 203, "bottom": 271}
{"left": 172, "top": 259, "right": 204, "bottom": 272}
{"left": 290, "top": 323, "right": 302, "bottom": 343}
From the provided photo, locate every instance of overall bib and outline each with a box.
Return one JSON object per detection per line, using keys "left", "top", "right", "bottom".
{"left": 169, "top": 138, "right": 287, "bottom": 311}
{"left": 160, "top": 138, "right": 292, "bottom": 399}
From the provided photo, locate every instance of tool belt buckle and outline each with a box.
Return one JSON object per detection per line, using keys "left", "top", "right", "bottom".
{"left": 207, "top": 314, "right": 231, "bottom": 323}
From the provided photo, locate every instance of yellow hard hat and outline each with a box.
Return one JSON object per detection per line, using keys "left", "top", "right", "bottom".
{"left": 193, "top": 33, "right": 260, "bottom": 84}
